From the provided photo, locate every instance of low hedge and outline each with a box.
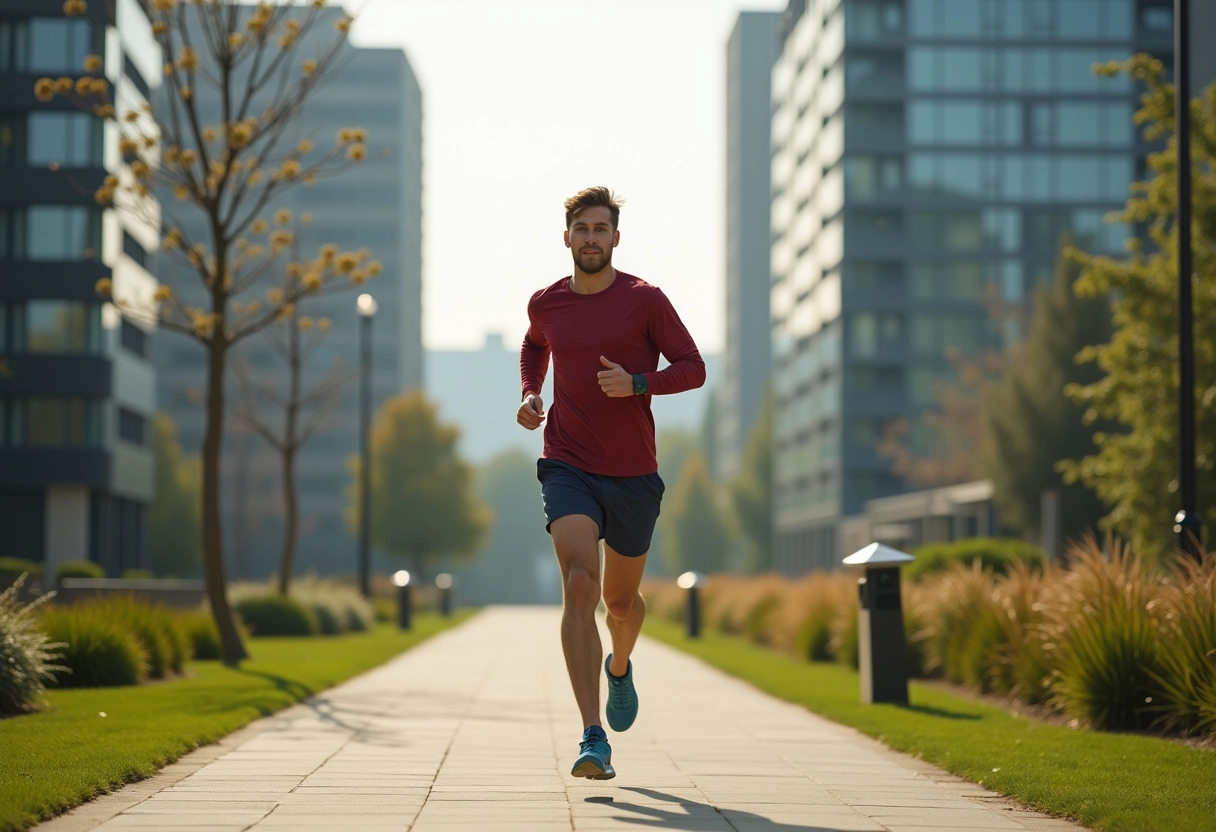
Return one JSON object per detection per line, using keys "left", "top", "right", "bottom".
{"left": 905, "top": 537, "right": 1045, "bottom": 582}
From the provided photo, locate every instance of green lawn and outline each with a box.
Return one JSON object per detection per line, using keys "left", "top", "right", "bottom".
{"left": 645, "top": 618, "right": 1216, "bottom": 832}
{"left": 0, "top": 614, "right": 473, "bottom": 832}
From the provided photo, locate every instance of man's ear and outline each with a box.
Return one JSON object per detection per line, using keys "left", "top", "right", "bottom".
{"left": 564, "top": 230, "right": 570, "bottom": 248}
{"left": 612, "top": 230, "right": 620, "bottom": 247}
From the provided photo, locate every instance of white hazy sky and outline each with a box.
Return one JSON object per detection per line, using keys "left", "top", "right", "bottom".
{"left": 349, "top": 0, "right": 786, "bottom": 352}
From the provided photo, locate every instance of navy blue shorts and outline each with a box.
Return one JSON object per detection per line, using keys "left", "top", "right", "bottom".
{"left": 536, "top": 458, "right": 665, "bottom": 557}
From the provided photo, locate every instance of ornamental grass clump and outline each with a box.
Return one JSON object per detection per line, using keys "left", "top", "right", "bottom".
{"left": 0, "top": 575, "right": 65, "bottom": 714}
{"left": 1148, "top": 551, "right": 1216, "bottom": 738}
{"left": 39, "top": 606, "right": 147, "bottom": 687}
{"left": 913, "top": 561, "right": 1007, "bottom": 691}
{"left": 90, "top": 594, "right": 192, "bottom": 677}
{"left": 988, "top": 562, "right": 1054, "bottom": 704}
{"left": 1044, "top": 537, "right": 1165, "bottom": 731}
{"left": 290, "top": 576, "right": 373, "bottom": 634}
{"left": 181, "top": 610, "right": 222, "bottom": 660}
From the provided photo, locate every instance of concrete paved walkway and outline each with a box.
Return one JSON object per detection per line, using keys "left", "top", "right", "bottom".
{"left": 37, "top": 607, "right": 1084, "bottom": 832}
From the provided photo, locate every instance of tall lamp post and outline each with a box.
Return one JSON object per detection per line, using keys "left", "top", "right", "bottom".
{"left": 1173, "top": 0, "right": 1202, "bottom": 560}
{"left": 356, "top": 293, "right": 378, "bottom": 597}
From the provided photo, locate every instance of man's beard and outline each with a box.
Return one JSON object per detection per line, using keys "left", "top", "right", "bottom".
{"left": 573, "top": 246, "right": 612, "bottom": 275}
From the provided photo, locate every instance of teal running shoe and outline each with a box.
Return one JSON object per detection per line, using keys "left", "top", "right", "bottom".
{"left": 571, "top": 726, "right": 614, "bottom": 780}
{"left": 604, "top": 654, "right": 638, "bottom": 732}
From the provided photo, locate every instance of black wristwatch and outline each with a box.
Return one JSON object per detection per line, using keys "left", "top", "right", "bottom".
{"left": 632, "top": 373, "right": 648, "bottom": 395}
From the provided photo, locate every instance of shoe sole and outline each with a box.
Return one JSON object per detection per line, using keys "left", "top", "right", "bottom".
{"left": 571, "top": 760, "right": 616, "bottom": 780}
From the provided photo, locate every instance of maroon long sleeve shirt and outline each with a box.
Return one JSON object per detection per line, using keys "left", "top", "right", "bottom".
{"left": 520, "top": 271, "right": 706, "bottom": 477}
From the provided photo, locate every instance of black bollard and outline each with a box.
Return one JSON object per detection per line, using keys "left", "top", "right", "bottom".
{"left": 844, "top": 543, "right": 915, "bottom": 705}
{"left": 436, "top": 573, "right": 453, "bottom": 617}
{"left": 393, "top": 570, "right": 412, "bottom": 630}
{"left": 677, "top": 571, "right": 703, "bottom": 639}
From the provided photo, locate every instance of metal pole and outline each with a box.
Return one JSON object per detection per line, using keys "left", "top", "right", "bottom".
{"left": 358, "top": 312, "right": 373, "bottom": 597}
{"left": 1175, "top": 0, "right": 1201, "bottom": 560}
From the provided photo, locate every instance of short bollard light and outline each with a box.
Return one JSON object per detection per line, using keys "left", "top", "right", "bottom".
{"left": 435, "top": 573, "right": 454, "bottom": 617}
{"left": 676, "top": 571, "right": 704, "bottom": 639}
{"left": 842, "top": 543, "right": 915, "bottom": 705}
{"left": 392, "top": 570, "right": 412, "bottom": 631}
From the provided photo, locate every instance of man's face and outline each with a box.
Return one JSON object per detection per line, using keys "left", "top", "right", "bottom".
{"left": 564, "top": 205, "right": 619, "bottom": 275}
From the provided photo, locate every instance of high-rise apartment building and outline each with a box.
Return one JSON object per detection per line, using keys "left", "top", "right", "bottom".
{"left": 155, "top": 6, "right": 423, "bottom": 579}
{"left": 769, "top": 0, "right": 1178, "bottom": 574}
{"left": 0, "top": 0, "right": 161, "bottom": 576}
{"left": 716, "top": 10, "right": 781, "bottom": 482}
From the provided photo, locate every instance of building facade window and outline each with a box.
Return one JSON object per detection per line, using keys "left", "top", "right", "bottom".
{"left": 27, "top": 18, "right": 97, "bottom": 73}
{"left": 14, "top": 398, "right": 104, "bottom": 447}
{"left": 19, "top": 300, "right": 103, "bottom": 354}
{"left": 26, "top": 206, "right": 102, "bottom": 260}
{"left": 117, "top": 407, "right": 146, "bottom": 446}
{"left": 120, "top": 319, "right": 149, "bottom": 357}
{"left": 27, "top": 112, "right": 103, "bottom": 168}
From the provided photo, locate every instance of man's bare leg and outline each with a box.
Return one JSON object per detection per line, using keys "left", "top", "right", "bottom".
{"left": 551, "top": 514, "right": 604, "bottom": 729}
{"left": 602, "top": 545, "right": 647, "bottom": 677}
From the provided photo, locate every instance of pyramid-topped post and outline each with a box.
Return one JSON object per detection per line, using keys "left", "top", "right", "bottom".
{"left": 843, "top": 542, "right": 915, "bottom": 705}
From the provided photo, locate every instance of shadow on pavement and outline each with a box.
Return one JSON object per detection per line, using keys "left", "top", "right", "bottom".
{"left": 593, "top": 787, "right": 861, "bottom": 831}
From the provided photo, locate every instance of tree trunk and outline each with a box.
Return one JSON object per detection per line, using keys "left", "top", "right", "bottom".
{"left": 203, "top": 336, "right": 247, "bottom": 662}
{"left": 276, "top": 320, "right": 302, "bottom": 596}
{"left": 276, "top": 445, "right": 298, "bottom": 596}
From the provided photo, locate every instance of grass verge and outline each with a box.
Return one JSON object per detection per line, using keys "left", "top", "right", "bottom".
{"left": 645, "top": 618, "right": 1216, "bottom": 832}
{"left": 0, "top": 613, "right": 474, "bottom": 832}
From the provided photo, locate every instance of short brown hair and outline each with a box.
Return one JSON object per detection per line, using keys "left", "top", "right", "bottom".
{"left": 564, "top": 187, "right": 624, "bottom": 230}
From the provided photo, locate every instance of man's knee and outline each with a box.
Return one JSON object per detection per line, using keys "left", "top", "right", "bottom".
{"left": 604, "top": 591, "right": 643, "bottom": 622}
{"left": 564, "top": 564, "right": 600, "bottom": 609}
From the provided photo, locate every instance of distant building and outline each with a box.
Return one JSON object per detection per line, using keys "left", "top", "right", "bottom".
{"left": 769, "top": 0, "right": 1178, "bottom": 574}
{"left": 716, "top": 10, "right": 780, "bottom": 482}
{"left": 0, "top": 0, "right": 160, "bottom": 576}
{"left": 154, "top": 6, "right": 423, "bottom": 579}
{"left": 427, "top": 333, "right": 719, "bottom": 467}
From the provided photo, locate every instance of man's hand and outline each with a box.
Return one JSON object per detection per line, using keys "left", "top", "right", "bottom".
{"left": 597, "top": 356, "right": 633, "bottom": 398}
{"left": 517, "top": 393, "right": 545, "bottom": 430}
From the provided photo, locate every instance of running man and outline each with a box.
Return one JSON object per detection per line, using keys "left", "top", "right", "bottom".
{"left": 517, "top": 186, "right": 706, "bottom": 780}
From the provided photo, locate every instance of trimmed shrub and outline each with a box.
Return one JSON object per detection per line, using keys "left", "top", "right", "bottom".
{"left": 1044, "top": 538, "right": 1165, "bottom": 731}
{"left": 40, "top": 606, "right": 147, "bottom": 687}
{"left": 232, "top": 592, "right": 316, "bottom": 636}
{"left": 0, "top": 557, "right": 43, "bottom": 588}
{"left": 905, "top": 538, "right": 1045, "bottom": 583}
{"left": 1148, "top": 552, "right": 1216, "bottom": 738}
{"left": 0, "top": 575, "right": 65, "bottom": 714}
{"left": 55, "top": 560, "right": 105, "bottom": 581}
{"left": 120, "top": 568, "right": 155, "bottom": 579}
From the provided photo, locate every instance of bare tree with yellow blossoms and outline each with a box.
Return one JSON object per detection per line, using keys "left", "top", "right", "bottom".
{"left": 230, "top": 212, "right": 353, "bottom": 598}
{"left": 35, "top": 0, "right": 379, "bottom": 661}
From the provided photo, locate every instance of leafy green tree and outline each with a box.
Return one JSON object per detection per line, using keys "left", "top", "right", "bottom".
{"left": 661, "top": 453, "right": 730, "bottom": 575}
{"left": 1062, "top": 57, "right": 1216, "bottom": 563}
{"left": 37, "top": 0, "right": 377, "bottom": 661}
{"left": 729, "top": 390, "right": 773, "bottom": 572}
{"left": 438, "top": 449, "right": 554, "bottom": 605}
{"left": 349, "top": 391, "right": 490, "bottom": 579}
{"left": 148, "top": 414, "right": 201, "bottom": 577}
{"left": 982, "top": 247, "right": 1114, "bottom": 547}
{"left": 650, "top": 428, "right": 698, "bottom": 574}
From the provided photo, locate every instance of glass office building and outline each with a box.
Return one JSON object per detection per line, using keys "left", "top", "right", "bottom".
{"left": 717, "top": 11, "right": 781, "bottom": 482}
{"left": 770, "top": 0, "right": 1175, "bottom": 573}
{"left": 0, "top": 0, "right": 161, "bottom": 576}
{"left": 154, "top": 6, "right": 423, "bottom": 579}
